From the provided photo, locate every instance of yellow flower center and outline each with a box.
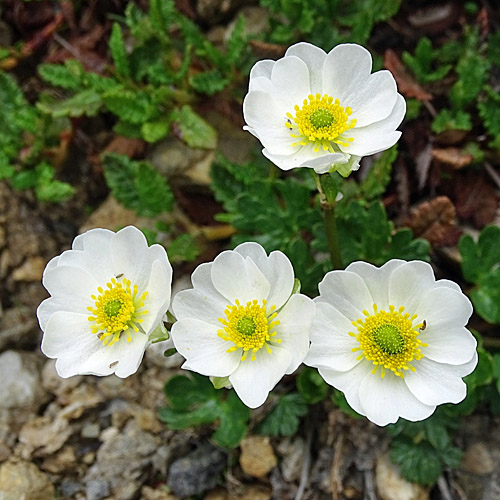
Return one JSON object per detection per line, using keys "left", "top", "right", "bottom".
{"left": 350, "top": 304, "right": 427, "bottom": 378}
{"left": 286, "top": 93, "right": 357, "bottom": 152}
{"left": 87, "top": 277, "right": 148, "bottom": 346}
{"left": 218, "top": 299, "right": 281, "bottom": 361}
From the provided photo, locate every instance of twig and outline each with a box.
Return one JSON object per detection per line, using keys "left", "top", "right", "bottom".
{"left": 294, "top": 417, "right": 313, "bottom": 500}
{"left": 363, "top": 470, "right": 377, "bottom": 500}
{"left": 331, "top": 434, "right": 345, "bottom": 500}
{"left": 53, "top": 33, "right": 81, "bottom": 59}
{"left": 484, "top": 162, "right": 500, "bottom": 190}
{"left": 437, "top": 475, "right": 454, "bottom": 500}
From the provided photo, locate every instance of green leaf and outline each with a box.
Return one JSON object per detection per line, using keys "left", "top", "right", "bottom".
{"left": 212, "top": 391, "right": 250, "bottom": 448}
{"left": 331, "top": 389, "right": 362, "bottom": 418}
{"left": 478, "top": 86, "right": 500, "bottom": 138}
{"left": 141, "top": 120, "right": 170, "bottom": 143}
{"left": 459, "top": 226, "right": 500, "bottom": 283}
{"left": 110, "top": 23, "right": 131, "bottom": 78}
{"left": 390, "top": 437, "right": 442, "bottom": 485}
{"left": 37, "top": 90, "right": 102, "bottom": 118}
{"left": 211, "top": 376, "right": 231, "bottom": 390}
{"left": 450, "top": 54, "right": 490, "bottom": 109}
{"left": 102, "top": 152, "right": 173, "bottom": 216}
{"left": 424, "top": 420, "right": 451, "bottom": 450}
{"left": 259, "top": 393, "right": 308, "bottom": 437}
{"left": 170, "top": 105, "right": 217, "bottom": 149}
{"left": 158, "top": 399, "right": 220, "bottom": 429}
{"left": 464, "top": 348, "right": 493, "bottom": 388}
{"left": 102, "top": 88, "right": 155, "bottom": 124}
{"left": 149, "top": 0, "right": 175, "bottom": 32}
{"left": 189, "top": 69, "right": 229, "bottom": 96}
{"left": 164, "top": 373, "right": 217, "bottom": 411}
{"left": 168, "top": 233, "right": 200, "bottom": 263}
{"left": 432, "top": 109, "right": 472, "bottom": 134}
{"left": 296, "top": 367, "right": 329, "bottom": 404}
{"left": 360, "top": 145, "right": 398, "bottom": 200}
{"left": 39, "top": 60, "right": 84, "bottom": 90}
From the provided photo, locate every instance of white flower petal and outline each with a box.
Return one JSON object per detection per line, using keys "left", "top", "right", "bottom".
{"left": 415, "top": 286, "right": 473, "bottom": 330}
{"left": 37, "top": 296, "right": 84, "bottom": 331}
{"left": 41, "top": 311, "right": 102, "bottom": 377}
{"left": 249, "top": 59, "right": 274, "bottom": 85}
{"left": 43, "top": 265, "right": 98, "bottom": 302}
{"left": 285, "top": 42, "right": 326, "bottom": 94}
{"left": 141, "top": 259, "right": 172, "bottom": 334}
{"left": 229, "top": 345, "right": 292, "bottom": 408}
{"left": 323, "top": 44, "right": 373, "bottom": 95}
{"left": 110, "top": 226, "right": 151, "bottom": 291}
{"left": 305, "top": 302, "right": 360, "bottom": 372}
{"left": 420, "top": 326, "right": 477, "bottom": 365}
{"left": 172, "top": 264, "right": 229, "bottom": 326}
{"left": 358, "top": 370, "right": 436, "bottom": 426}
{"left": 342, "top": 95, "right": 405, "bottom": 156}
{"left": 388, "top": 260, "right": 437, "bottom": 313}
{"left": 318, "top": 362, "right": 373, "bottom": 415}
{"left": 211, "top": 250, "right": 270, "bottom": 304}
{"left": 404, "top": 357, "right": 468, "bottom": 406}
{"left": 72, "top": 228, "right": 115, "bottom": 282}
{"left": 346, "top": 260, "right": 405, "bottom": 309}
{"left": 316, "top": 270, "right": 373, "bottom": 320}
{"left": 270, "top": 55, "right": 312, "bottom": 105}
{"left": 171, "top": 318, "right": 241, "bottom": 377}
{"left": 262, "top": 146, "right": 345, "bottom": 172}
{"left": 274, "top": 293, "right": 315, "bottom": 373}
{"left": 79, "top": 330, "right": 149, "bottom": 378}
{"left": 234, "top": 242, "right": 294, "bottom": 309}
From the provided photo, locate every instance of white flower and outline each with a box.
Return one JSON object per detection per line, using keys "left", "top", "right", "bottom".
{"left": 243, "top": 42, "right": 405, "bottom": 175}
{"left": 37, "top": 226, "right": 172, "bottom": 378}
{"left": 170, "top": 242, "right": 315, "bottom": 408}
{"left": 304, "top": 260, "right": 478, "bottom": 426}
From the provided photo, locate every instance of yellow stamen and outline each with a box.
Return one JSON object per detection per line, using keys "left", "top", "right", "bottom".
{"left": 285, "top": 93, "right": 356, "bottom": 151}
{"left": 350, "top": 304, "right": 427, "bottom": 378}
{"left": 218, "top": 299, "right": 280, "bottom": 361}
{"left": 87, "top": 277, "right": 148, "bottom": 346}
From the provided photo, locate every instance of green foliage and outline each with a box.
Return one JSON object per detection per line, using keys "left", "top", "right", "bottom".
{"left": 296, "top": 367, "right": 329, "bottom": 404}
{"left": 258, "top": 393, "right": 308, "bottom": 437}
{"left": 159, "top": 373, "right": 250, "bottom": 448}
{"left": 333, "top": 200, "right": 430, "bottom": 267}
{"left": 388, "top": 411, "right": 463, "bottom": 485}
{"left": 102, "top": 153, "right": 173, "bottom": 217}
{"left": 402, "top": 38, "right": 452, "bottom": 84}
{"left": 260, "top": 0, "right": 401, "bottom": 47}
{"left": 432, "top": 109, "right": 472, "bottom": 134}
{"left": 110, "top": 23, "right": 131, "bottom": 78}
{"left": 170, "top": 105, "right": 217, "bottom": 149}
{"left": 459, "top": 226, "right": 500, "bottom": 323}
{"left": 478, "top": 86, "right": 500, "bottom": 138}
{"left": 359, "top": 146, "right": 398, "bottom": 200}
{"left": 168, "top": 233, "right": 201, "bottom": 263}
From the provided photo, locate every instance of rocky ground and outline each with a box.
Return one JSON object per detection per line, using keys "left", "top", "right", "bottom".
{"left": 2, "top": 0, "right": 500, "bottom": 499}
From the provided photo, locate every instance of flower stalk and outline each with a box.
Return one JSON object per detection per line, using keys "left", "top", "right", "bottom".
{"left": 314, "top": 172, "right": 343, "bottom": 270}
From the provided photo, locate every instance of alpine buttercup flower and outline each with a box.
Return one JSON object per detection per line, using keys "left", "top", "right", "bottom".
{"left": 305, "top": 260, "right": 477, "bottom": 426}
{"left": 243, "top": 42, "right": 405, "bottom": 175}
{"left": 37, "top": 226, "right": 172, "bottom": 378}
{"left": 170, "top": 242, "right": 315, "bottom": 408}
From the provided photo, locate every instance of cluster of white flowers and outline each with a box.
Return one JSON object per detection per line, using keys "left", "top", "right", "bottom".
{"left": 37, "top": 42, "right": 478, "bottom": 426}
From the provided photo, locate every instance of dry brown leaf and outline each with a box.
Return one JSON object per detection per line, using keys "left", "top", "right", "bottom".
{"left": 443, "top": 170, "right": 500, "bottom": 228}
{"left": 104, "top": 136, "right": 146, "bottom": 158}
{"left": 384, "top": 49, "right": 433, "bottom": 101}
{"left": 432, "top": 147, "right": 473, "bottom": 169}
{"left": 249, "top": 40, "right": 286, "bottom": 59}
{"left": 405, "top": 196, "right": 458, "bottom": 246}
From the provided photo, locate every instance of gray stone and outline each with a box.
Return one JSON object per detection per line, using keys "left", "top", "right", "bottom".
{"left": 0, "top": 351, "right": 46, "bottom": 410}
{"left": 85, "top": 420, "right": 159, "bottom": 500}
{"left": 167, "top": 443, "right": 226, "bottom": 498}
{"left": 86, "top": 479, "right": 110, "bottom": 500}
{"left": 59, "top": 478, "right": 83, "bottom": 497}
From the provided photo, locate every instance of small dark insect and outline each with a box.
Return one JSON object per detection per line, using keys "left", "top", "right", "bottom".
{"left": 419, "top": 320, "right": 427, "bottom": 331}
{"left": 115, "top": 273, "right": 124, "bottom": 279}
{"left": 109, "top": 361, "right": 118, "bottom": 368}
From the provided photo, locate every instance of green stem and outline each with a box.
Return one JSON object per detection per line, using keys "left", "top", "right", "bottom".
{"left": 313, "top": 172, "right": 343, "bottom": 270}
